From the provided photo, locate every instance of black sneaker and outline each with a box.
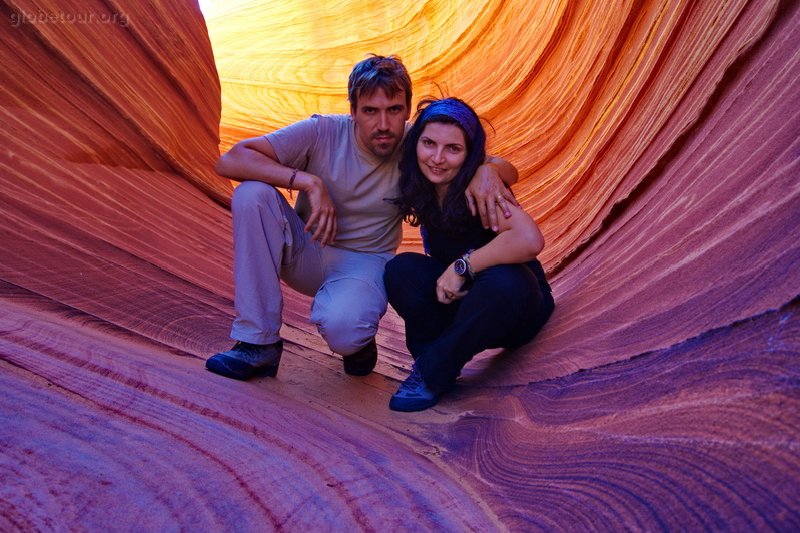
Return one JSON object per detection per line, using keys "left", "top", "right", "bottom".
{"left": 205, "top": 340, "right": 283, "bottom": 380}
{"left": 342, "top": 338, "right": 378, "bottom": 376}
{"left": 389, "top": 366, "right": 440, "bottom": 412}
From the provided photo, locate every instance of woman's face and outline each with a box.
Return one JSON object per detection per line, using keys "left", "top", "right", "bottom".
{"left": 416, "top": 121, "right": 467, "bottom": 198}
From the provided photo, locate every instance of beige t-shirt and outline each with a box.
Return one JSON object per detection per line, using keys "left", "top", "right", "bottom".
{"left": 266, "top": 114, "right": 403, "bottom": 254}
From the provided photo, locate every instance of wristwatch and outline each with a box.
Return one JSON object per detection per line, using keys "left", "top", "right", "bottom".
{"left": 453, "top": 257, "right": 469, "bottom": 277}
{"left": 453, "top": 250, "right": 474, "bottom": 278}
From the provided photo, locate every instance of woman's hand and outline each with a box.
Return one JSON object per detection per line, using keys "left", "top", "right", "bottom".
{"left": 436, "top": 266, "right": 468, "bottom": 304}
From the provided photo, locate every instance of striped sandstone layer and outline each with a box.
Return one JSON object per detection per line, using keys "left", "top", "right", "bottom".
{"left": 1, "top": 0, "right": 797, "bottom": 530}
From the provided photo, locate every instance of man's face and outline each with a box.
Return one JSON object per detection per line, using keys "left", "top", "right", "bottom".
{"left": 351, "top": 88, "right": 410, "bottom": 158}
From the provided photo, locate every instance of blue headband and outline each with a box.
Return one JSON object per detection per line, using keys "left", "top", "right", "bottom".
{"left": 420, "top": 98, "right": 479, "bottom": 142}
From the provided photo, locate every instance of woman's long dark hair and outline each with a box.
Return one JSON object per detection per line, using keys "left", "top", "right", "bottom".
{"left": 396, "top": 97, "right": 487, "bottom": 232}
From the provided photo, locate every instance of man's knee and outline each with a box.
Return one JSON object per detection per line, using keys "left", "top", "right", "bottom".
{"left": 312, "top": 278, "right": 386, "bottom": 355}
{"left": 232, "top": 180, "right": 283, "bottom": 212}
{"left": 317, "top": 316, "right": 375, "bottom": 355}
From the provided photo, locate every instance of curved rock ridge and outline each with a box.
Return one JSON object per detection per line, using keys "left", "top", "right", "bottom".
{"left": 1, "top": 0, "right": 798, "bottom": 530}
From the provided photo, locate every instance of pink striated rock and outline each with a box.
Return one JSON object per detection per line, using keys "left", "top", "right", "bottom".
{"left": 0, "top": 0, "right": 797, "bottom": 530}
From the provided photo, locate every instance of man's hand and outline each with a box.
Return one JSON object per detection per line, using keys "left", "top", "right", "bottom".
{"left": 303, "top": 175, "right": 337, "bottom": 246}
{"left": 465, "top": 162, "right": 518, "bottom": 231}
{"left": 436, "top": 266, "right": 468, "bottom": 304}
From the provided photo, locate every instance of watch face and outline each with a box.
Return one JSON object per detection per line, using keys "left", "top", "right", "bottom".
{"left": 454, "top": 258, "right": 467, "bottom": 276}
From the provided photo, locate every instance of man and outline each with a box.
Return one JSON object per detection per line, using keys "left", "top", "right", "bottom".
{"left": 206, "top": 54, "right": 517, "bottom": 380}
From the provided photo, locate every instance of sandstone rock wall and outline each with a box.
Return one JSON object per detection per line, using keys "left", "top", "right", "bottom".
{"left": 1, "top": 1, "right": 797, "bottom": 530}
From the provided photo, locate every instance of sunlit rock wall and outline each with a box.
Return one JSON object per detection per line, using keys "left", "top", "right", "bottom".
{"left": 1, "top": 0, "right": 798, "bottom": 530}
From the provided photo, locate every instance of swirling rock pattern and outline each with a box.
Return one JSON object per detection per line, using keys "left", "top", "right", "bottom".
{"left": 1, "top": 0, "right": 798, "bottom": 530}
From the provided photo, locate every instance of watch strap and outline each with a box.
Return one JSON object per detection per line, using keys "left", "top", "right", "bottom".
{"left": 463, "top": 249, "right": 475, "bottom": 278}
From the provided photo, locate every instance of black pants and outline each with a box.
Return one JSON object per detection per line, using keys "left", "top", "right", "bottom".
{"left": 384, "top": 252, "right": 555, "bottom": 392}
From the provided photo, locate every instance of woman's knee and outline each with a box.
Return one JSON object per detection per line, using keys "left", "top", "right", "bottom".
{"left": 473, "top": 265, "right": 536, "bottom": 306}
{"left": 384, "top": 252, "right": 425, "bottom": 278}
{"left": 384, "top": 252, "right": 428, "bottom": 294}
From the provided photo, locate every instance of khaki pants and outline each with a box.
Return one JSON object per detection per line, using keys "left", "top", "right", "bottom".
{"left": 229, "top": 181, "right": 392, "bottom": 355}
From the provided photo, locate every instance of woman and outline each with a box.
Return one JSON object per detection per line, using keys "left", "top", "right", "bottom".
{"left": 384, "top": 97, "right": 555, "bottom": 412}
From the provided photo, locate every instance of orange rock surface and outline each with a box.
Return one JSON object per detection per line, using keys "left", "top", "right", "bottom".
{"left": 1, "top": 0, "right": 798, "bottom": 530}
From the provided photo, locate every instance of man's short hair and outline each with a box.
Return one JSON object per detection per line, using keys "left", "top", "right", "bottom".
{"left": 348, "top": 54, "right": 412, "bottom": 110}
